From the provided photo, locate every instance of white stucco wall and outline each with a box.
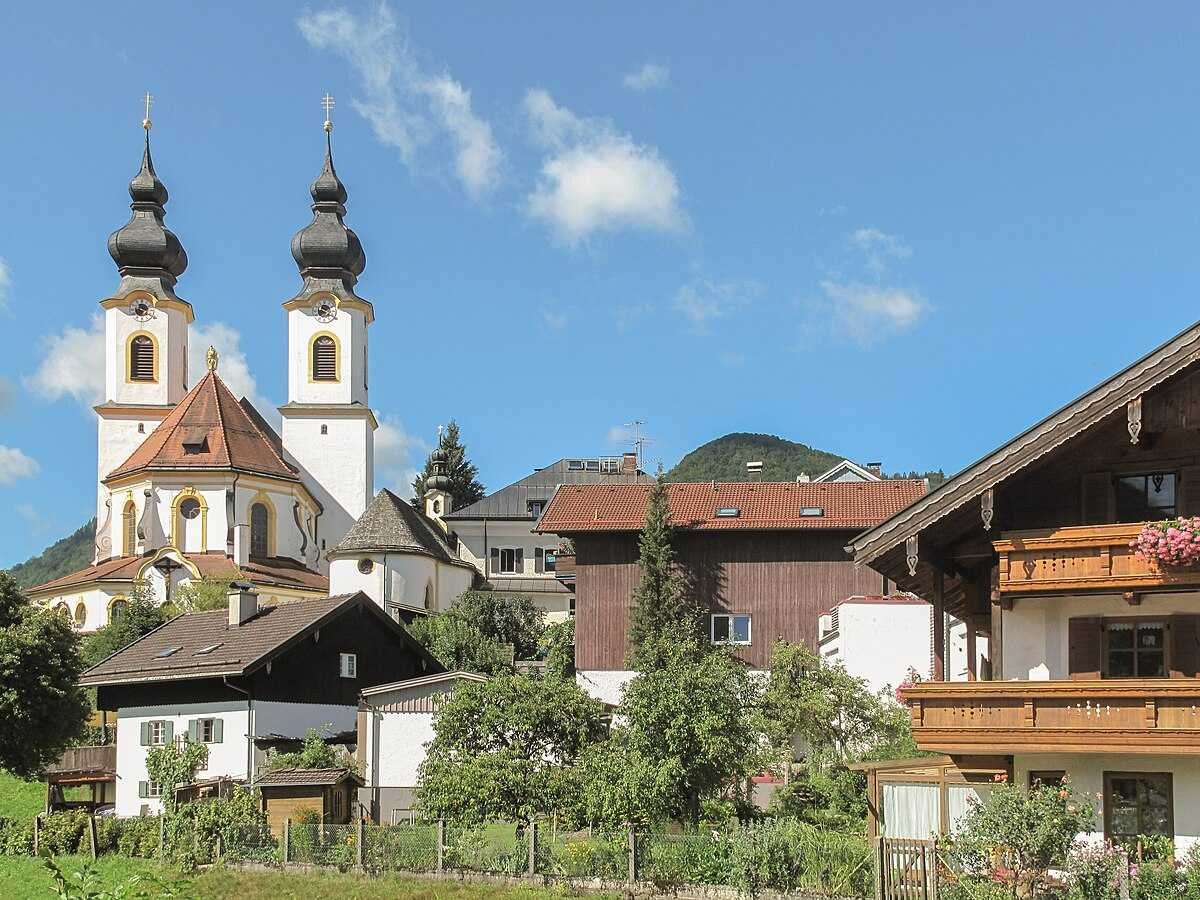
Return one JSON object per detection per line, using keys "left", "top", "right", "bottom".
{"left": 282, "top": 413, "right": 373, "bottom": 554}
{"left": 114, "top": 702, "right": 250, "bottom": 816}
{"left": 1002, "top": 592, "right": 1200, "bottom": 681}
{"left": 825, "top": 602, "right": 932, "bottom": 695}
{"left": 577, "top": 669, "right": 636, "bottom": 705}
{"left": 329, "top": 553, "right": 474, "bottom": 613}
{"left": 286, "top": 305, "right": 368, "bottom": 407}
{"left": 371, "top": 712, "right": 436, "bottom": 787}
{"left": 104, "top": 302, "right": 188, "bottom": 409}
{"left": 1014, "top": 752, "right": 1200, "bottom": 852}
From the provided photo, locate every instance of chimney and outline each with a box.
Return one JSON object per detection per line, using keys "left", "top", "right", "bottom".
{"left": 796, "top": 473, "right": 810, "bottom": 483}
{"left": 867, "top": 461, "right": 882, "bottom": 477}
{"left": 232, "top": 523, "right": 250, "bottom": 567}
{"left": 227, "top": 580, "right": 259, "bottom": 627}
{"left": 621, "top": 452, "right": 638, "bottom": 475}
{"left": 746, "top": 460, "right": 763, "bottom": 481}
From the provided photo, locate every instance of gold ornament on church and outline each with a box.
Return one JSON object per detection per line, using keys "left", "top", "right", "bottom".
{"left": 206, "top": 346, "right": 218, "bottom": 372}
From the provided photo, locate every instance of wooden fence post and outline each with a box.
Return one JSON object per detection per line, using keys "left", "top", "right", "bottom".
{"left": 32, "top": 815, "right": 39, "bottom": 857}
{"left": 436, "top": 819, "right": 445, "bottom": 874}
{"left": 88, "top": 814, "right": 97, "bottom": 860}
{"left": 215, "top": 833, "right": 223, "bottom": 861}
{"left": 874, "top": 836, "right": 884, "bottom": 900}
{"left": 283, "top": 818, "right": 291, "bottom": 865}
{"left": 626, "top": 823, "right": 637, "bottom": 885}
{"left": 527, "top": 820, "right": 537, "bottom": 876}
{"left": 157, "top": 814, "right": 165, "bottom": 858}
{"left": 356, "top": 817, "right": 365, "bottom": 871}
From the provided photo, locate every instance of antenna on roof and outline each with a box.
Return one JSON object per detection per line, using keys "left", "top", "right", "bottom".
{"left": 624, "top": 420, "right": 655, "bottom": 469}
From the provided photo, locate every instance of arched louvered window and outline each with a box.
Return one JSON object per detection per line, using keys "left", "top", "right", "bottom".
{"left": 74, "top": 603, "right": 87, "bottom": 627}
{"left": 123, "top": 501, "right": 137, "bottom": 556}
{"left": 250, "top": 503, "right": 269, "bottom": 559}
{"left": 129, "top": 335, "right": 156, "bottom": 382}
{"left": 312, "top": 335, "right": 337, "bottom": 381}
{"left": 109, "top": 599, "right": 128, "bottom": 624}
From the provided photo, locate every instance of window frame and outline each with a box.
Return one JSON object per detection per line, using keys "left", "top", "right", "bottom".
{"left": 1028, "top": 770, "right": 1066, "bottom": 789}
{"left": 1103, "top": 771, "right": 1174, "bottom": 842}
{"left": 1114, "top": 471, "right": 1177, "bottom": 522}
{"left": 497, "top": 548, "right": 519, "bottom": 575}
{"left": 711, "top": 613, "right": 753, "bottom": 646}
{"left": 148, "top": 720, "right": 167, "bottom": 746}
{"left": 249, "top": 502, "right": 270, "bottom": 559}
{"left": 197, "top": 718, "right": 216, "bottom": 744}
{"left": 310, "top": 332, "right": 340, "bottom": 382}
{"left": 146, "top": 780, "right": 162, "bottom": 799}
{"left": 1102, "top": 616, "right": 1170, "bottom": 679}
{"left": 339, "top": 652, "right": 358, "bottom": 679}
{"left": 127, "top": 332, "right": 158, "bottom": 383}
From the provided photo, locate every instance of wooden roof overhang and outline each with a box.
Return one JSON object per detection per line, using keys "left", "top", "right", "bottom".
{"left": 847, "top": 317, "right": 1200, "bottom": 615}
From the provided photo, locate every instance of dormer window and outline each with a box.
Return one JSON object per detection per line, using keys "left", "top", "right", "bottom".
{"left": 311, "top": 335, "right": 338, "bottom": 381}
{"left": 180, "top": 427, "right": 208, "bottom": 455}
{"left": 128, "top": 334, "right": 156, "bottom": 382}
{"left": 528, "top": 500, "right": 544, "bottom": 519}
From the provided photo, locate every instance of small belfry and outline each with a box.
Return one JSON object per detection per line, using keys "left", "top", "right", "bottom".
{"left": 279, "top": 94, "right": 377, "bottom": 552}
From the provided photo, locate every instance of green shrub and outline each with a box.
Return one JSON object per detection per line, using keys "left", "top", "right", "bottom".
{"left": 0, "top": 816, "right": 33, "bottom": 855}
{"left": 37, "top": 810, "right": 90, "bottom": 855}
{"left": 95, "top": 815, "right": 161, "bottom": 858}
{"left": 727, "top": 819, "right": 872, "bottom": 897}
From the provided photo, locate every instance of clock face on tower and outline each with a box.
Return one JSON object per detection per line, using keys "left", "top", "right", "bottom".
{"left": 128, "top": 298, "right": 155, "bottom": 322}
{"left": 312, "top": 298, "right": 337, "bottom": 323}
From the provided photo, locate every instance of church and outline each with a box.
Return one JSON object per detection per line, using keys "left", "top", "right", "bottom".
{"left": 26, "top": 109, "right": 466, "bottom": 629}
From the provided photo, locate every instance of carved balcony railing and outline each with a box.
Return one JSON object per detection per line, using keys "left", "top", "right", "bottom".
{"left": 993, "top": 522, "right": 1200, "bottom": 595}
{"left": 901, "top": 679, "right": 1200, "bottom": 755}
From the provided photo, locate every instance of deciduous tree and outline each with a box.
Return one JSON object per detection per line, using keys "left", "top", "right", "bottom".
{"left": 404, "top": 614, "right": 512, "bottom": 675}
{"left": 81, "top": 583, "right": 168, "bottom": 668}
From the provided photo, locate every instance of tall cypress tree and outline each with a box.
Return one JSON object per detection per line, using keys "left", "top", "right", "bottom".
{"left": 411, "top": 420, "right": 486, "bottom": 511}
{"left": 627, "top": 467, "right": 703, "bottom": 670}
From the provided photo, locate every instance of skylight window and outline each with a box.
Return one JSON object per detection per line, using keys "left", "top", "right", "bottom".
{"left": 194, "top": 643, "right": 223, "bottom": 656}
{"left": 155, "top": 646, "right": 182, "bottom": 658}
{"left": 715, "top": 507, "right": 741, "bottom": 518}
{"left": 800, "top": 507, "right": 825, "bottom": 517}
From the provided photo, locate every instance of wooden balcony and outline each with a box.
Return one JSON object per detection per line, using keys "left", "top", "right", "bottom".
{"left": 552, "top": 553, "right": 576, "bottom": 585}
{"left": 902, "top": 679, "right": 1200, "bottom": 755}
{"left": 993, "top": 522, "right": 1200, "bottom": 595}
{"left": 44, "top": 745, "right": 116, "bottom": 783}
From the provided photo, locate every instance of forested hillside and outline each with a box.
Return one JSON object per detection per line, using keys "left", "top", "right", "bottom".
{"left": 6, "top": 520, "right": 93, "bottom": 588}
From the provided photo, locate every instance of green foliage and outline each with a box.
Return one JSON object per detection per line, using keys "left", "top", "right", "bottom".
{"left": 539, "top": 620, "right": 575, "bottom": 679}
{"left": 404, "top": 615, "right": 511, "bottom": 675}
{"left": 667, "top": 433, "right": 845, "bottom": 483}
{"left": 95, "top": 817, "right": 161, "bottom": 859}
{"left": 5, "top": 520, "right": 95, "bottom": 590}
{"left": 582, "top": 643, "right": 761, "bottom": 828}
{"left": 725, "top": 819, "right": 873, "bottom": 898}
{"left": 171, "top": 577, "right": 240, "bottom": 614}
{"left": 164, "top": 785, "right": 270, "bottom": 867}
{"left": 0, "top": 573, "right": 89, "bottom": 777}
{"left": 0, "top": 816, "right": 33, "bottom": 856}
{"left": 446, "top": 592, "right": 545, "bottom": 660}
{"left": 263, "top": 727, "right": 350, "bottom": 772}
{"left": 41, "top": 855, "right": 185, "bottom": 900}
{"left": 144, "top": 742, "right": 208, "bottom": 815}
{"left": 887, "top": 469, "right": 947, "bottom": 489}
{"left": 0, "top": 771, "right": 47, "bottom": 820}
{"left": 417, "top": 674, "right": 606, "bottom": 823}
{"left": 410, "top": 420, "right": 486, "bottom": 511}
{"left": 767, "top": 766, "right": 869, "bottom": 831}
{"left": 81, "top": 585, "right": 166, "bottom": 668}
{"left": 943, "top": 777, "right": 1096, "bottom": 898}
{"left": 627, "top": 467, "right": 702, "bottom": 670}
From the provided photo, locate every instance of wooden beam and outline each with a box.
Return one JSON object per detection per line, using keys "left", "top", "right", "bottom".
{"left": 990, "top": 596, "right": 1004, "bottom": 681}
{"left": 932, "top": 569, "right": 946, "bottom": 681}
{"left": 966, "top": 615, "right": 977, "bottom": 682}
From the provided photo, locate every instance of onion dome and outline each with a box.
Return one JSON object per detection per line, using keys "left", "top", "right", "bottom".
{"left": 290, "top": 133, "right": 366, "bottom": 280}
{"left": 426, "top": 446, "right": 451, "bottom": 492}
{"left": 106, "top": 134, "right": 188, "bottom": 283}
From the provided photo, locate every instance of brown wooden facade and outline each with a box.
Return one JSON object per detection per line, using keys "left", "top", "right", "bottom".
{"left": 574, "top": 530, "right": 886, "bottom": 670}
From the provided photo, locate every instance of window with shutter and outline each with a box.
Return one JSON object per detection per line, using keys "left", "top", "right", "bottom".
{"left": 535, "top": 547, "right": 544, "bottom": 574}
{"left": 1081, "top": 472, "right": 1114, "bottom": 525}
{"left": 1068, "top": 616, "right": 1103, "bottom": 679}
{"left": 129, "top": 335, "right": 156, "bottom": 382}
{"left": 1171, "top": 615, "right": 1200, "bottom": 678}
{"left": 311, "top": 335, "right": 338, "bottom": 381}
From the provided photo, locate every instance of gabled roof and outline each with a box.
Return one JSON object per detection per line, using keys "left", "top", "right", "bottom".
{"left": 330, "top": 489, "right": 472, "bottom": 569}
{"left": 360, "top": 669, "right": 487, "bottom": 697}
{"left": 846, "top": 317, "right": 1200, "bottom": 567}
{"left": 445, "top": 457, "right": 651, "bottom": 521}
{"left": 813, "top": 459, "right": 882, "bottom": 483}
{"left": 107, "top": 370, "right": 297, "bottom": 482}
{"left": 535, "top": 480, "right": 926, "bottom": 534}
{"left": 79, "top": 592, "right": 438, "bottom": 687}
{"left": 254, "top": 767, "right": 362, "bottom": 788}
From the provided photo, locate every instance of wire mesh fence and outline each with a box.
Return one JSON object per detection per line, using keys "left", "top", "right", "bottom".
{"left": 444, "top": 822, "right": 530, "bottom": 875}
{"left": 287, "top": 823, "right": 359, "bottom": 868}
{"left": 538, "top": 827, "right": 627, "bottom": 880}
{"left": 220, "top": 824, "right": 280, "bottom": 866}
{"left": 639, "top": 830, "right": 736, "bottom": 887}
{"left": 362, "top": 822, "right": 438, "bottom": 873}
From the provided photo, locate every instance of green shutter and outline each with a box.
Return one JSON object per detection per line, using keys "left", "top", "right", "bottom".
{"left": 140, "top": 722, "right": 150, "bottom": 746}
{"left": 515, "top": 548, "right": 524, "bottom": 572}
{"left": 188, "top": 720, "right": 199, "bottom": 743}
{"left": 534, "top": 547, "right": 544, "bottom": 574}
{"left": 138, "top": 781, "right": 148, "bottom": 799}
{"left": 162, "top": 721, "right": 174, "bottom": 743}
{"left": 212, "top": 718, "right": 223, "bottom": 743}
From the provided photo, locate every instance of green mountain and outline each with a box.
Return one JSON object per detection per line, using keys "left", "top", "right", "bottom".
{"left": 6, "top": 520, "right": 95, "bottom": 589}
{"left": 667, "top": 432, "right": 946, "bottom": 489}
{"left": 668, "top": 433, "right": 847, "bottom": 483}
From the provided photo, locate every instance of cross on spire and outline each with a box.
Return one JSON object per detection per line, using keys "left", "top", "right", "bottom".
{"left": 322, "top": 92, "right": 335, "bottom": 133}
{"left": 142, "top": 91, "right": 154, "bottom": 132}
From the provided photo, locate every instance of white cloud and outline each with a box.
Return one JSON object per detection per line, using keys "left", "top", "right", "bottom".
{"left": 25, "top": 315, "right": 105, "bottom": 407}
{"left": 607, "top": 424, "right": 633, "bottom": 445}
{"left": 672, "top": 277, "right": 761, "bottom": 334}
{"left": 375, "top": 415, "right": 429, "bottom": 491}
{"left": 524, "top": 89, "right": 685, "bottom": 244}
{"left": 190, "top": 322, "right": 272, "bottom": 416}
{"left": 820, "top": 280, "right": 928, "bottom": 345}
{"left": 297, "top": 4, "right": 502, "bottom": 198}
{"left": 0, "top": 445, "right": 39, "bottom": 484}
{"left": 849, "top": 227, "right": 911, "bottom": 275}
{"left": 623, "top": 62, "right": 670, "bottom": 92}
{"left": 540, "top": 306, "right": 568, "bottom": 333}
{"left": 0, "top": 258, "right": 10, "bottom": 313}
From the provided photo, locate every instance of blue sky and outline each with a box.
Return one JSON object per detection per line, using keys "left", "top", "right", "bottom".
{"left": 3, "top": 3, "right": 1200, "bottom": 565}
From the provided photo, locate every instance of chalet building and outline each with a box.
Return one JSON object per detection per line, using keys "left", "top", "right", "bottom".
{"left": 77, "top": 586, "right": 439, "bottom": 817}
{"left": 849, "top": 321, "right": 1200, "bottom": 848}
{"left": 535, "top": 475, "right": 925, "bottom": 703}
{"left": 444, "top": 454, "right": 650, "bottom": 623}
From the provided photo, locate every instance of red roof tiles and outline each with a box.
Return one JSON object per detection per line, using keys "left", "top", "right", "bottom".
{"left": 27, "top": 552, "right": 328, "bottom": 596}
{"left": 535, "top": 480, "right": 927, "bottom": 534}
{"left": 107, "top": 371, "right": 297, "bottom": 482}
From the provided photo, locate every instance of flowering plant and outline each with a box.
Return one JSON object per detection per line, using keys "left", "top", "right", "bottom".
{"left": 1131, "top": 517, "right": 1200, "bottom": 567}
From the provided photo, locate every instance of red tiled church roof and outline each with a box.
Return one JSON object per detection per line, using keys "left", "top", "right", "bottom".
{"left": 106, "top": 370, "right": 297, "bottom": 482}
{"left": 27, "top": 552, "right": 328, "bottom": 596}
{"left": 535, "top": 480, "right": 927, "bottom": 534}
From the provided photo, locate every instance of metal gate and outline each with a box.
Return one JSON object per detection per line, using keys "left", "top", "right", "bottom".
{"left": 876, "top": 837, "right": 938, "bottom": 900}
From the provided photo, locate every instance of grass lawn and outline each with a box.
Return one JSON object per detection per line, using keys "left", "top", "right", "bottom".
{"left": 0, "top": 856, "right": 621, "bottom": 899}
{"left": 0, "top": 771, "right": 44, "bottom": 820}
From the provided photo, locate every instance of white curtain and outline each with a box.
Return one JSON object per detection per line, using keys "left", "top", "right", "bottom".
{"left": 883, "top": 783, "right": 939, "bottom": 838}
{"left": 948, "top": 784, "right": 992, "bottom": 834}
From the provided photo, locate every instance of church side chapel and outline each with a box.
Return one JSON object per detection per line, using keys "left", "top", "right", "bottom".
{"left": 28, "top": 99, "right": 389, "bottom": 631}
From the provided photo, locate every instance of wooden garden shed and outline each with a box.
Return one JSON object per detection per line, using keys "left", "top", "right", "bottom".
{"left": 255, "top": 767, "right": 362, "bottom": 831}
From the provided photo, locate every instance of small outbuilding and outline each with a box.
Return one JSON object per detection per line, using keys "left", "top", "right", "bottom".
{"left": 255, "top": 767, "right": 363, "bottom": 831}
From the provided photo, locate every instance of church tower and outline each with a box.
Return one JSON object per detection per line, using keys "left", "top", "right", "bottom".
{"left": 280, "top": 103, "right": 375, "bottom": 559}
{"left": 94, "top": 105, "right": 192, "bottom": 559}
